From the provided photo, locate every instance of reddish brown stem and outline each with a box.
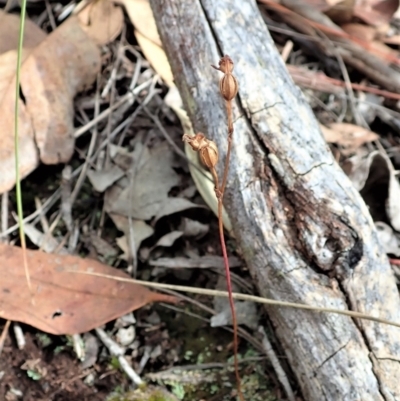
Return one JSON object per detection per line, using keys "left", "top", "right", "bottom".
{"left": 226, "top": 100, "right": 233, "bottom": 135}
{"left": 211, "top": 162, "right": 242, "bottom": 400}
{"left": 217, "top": 194, "right": 244, "bottom": 401}
{"left": 211, "top": 55, "right": 242, "bottom": 399}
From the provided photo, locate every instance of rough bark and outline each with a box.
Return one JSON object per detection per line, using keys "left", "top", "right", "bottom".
{"left": 149, "top": 0, "right": 400, "bottom": 400}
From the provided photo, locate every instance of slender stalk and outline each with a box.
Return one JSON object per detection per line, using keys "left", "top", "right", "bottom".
{"left": 184, "top": 55, "right": 241, "bottom": 398}
{"left": 212, "top": 55, "right": 242, "bottom": 399}
{"left": 217, "top": 193, "right": 243, "bottom": 401}
{"left": 15, "top": 0, "right": 33, "bottom": 299}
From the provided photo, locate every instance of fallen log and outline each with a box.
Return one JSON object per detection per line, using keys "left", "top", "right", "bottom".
{"left": 150, "top": 0, "right": 400, "bottom": 399}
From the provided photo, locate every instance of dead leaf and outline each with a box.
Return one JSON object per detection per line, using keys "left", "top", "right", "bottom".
{"left": 119, "top": 0, "right": 173, "bottom": 86}
{"left": 0, "top": 50, "right": 39, "bottom": 194}
{"left": 116, "top": 325, "right": 135, "bottom": 346}
{"left": 356, "top": 92, "right": 384, "bottom": 124}
{"left": 135, "top": 30, "right": 174, "bottom": 87}
{"left": 320, "top": 122, "right": 379, "bottom": 154}
{"left": 347, "top": 151, "right": 400, "bottom": 229}
{"left": 342, "top": 22, "right": 378, "bottom": 41}
{"left": 387, "top": 170, "right": 400, "bottom": 231}
{"left": 0, "top": 243, "right": 176, "bottom": 335}
{"left": 154, "top": 198, "right": 204, "bottom": 222}
{"left": 211, "top": 277, "right": 258, "bottom": 330}
{"left": 107, "top": 141, "right": 180, "bottom": 220}
{"left": 89, "top": 233, "right": 118, "bottom": 258}
{"left": 77, "top": 0, "right": 124, "bottom": 45}
{"left": 155, "top": 231, "right": 183, "bottom": 248}
{"left": 0, "top": 16, "right": 100, "bottom": 193}
{"left": 180, "top": 218, "right": 209, "bottom": 238}
{"left": 115, "top": 236, "right": 131, "bottom": 260}
{"left": 346, "top": 149, "right": 378, "bottom": 190}
{"left": 376, "top": 222, "right": 400, "bottom": 256}
{"left": 87, "top": 165, "right": 125, "bottom": 192}
{"left": 383, "top": 34, "right": 400, "bottom": 44}
{"left": 0, "top": 10, "right": 46, "bottom": 54}
{"left": 354, "top": 0, "right": 398, "bottom": 26}
{"left": 109, "top": 213, "right": 154, "bottom": 246}
{"left": 24, "top": 224, "right": 68, "bottom": 254}
{"left": 211, "top": 301, "right": 259, "bottom": 330}
{"left": 119, "top": 0, "right": 161, "bottom": 45}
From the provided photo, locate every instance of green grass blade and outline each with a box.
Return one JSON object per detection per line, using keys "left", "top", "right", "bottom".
{"left": 15, "top": 0, "right": 32, "bottom": 292}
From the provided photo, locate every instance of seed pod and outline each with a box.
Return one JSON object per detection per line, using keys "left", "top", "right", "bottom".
{"left": 219, "top": 73, "right": 238, "bottom": 101}
{"left": 199, "top": 139, "right": 218, "bottom": 168}
{"left": 182, "top": 133, "right": 208, "bottom": 151}
{"left": 211, "top": 55, "right": 238, "bottom": 101}
{"left": 182, "top": 133, "right": 219, "bottom": 168}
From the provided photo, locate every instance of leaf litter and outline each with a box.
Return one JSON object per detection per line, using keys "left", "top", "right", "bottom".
{"left": 3, "top": 0, "right": 400, "bottom": 399}
{"left": 106, "top": 141, "right": 181, "bottom": 220}
{"left": 0, "top": 14, "right": 100, "bottom": 193}
{"left": 0, "top": 242, "right": 176, "bottom": 335}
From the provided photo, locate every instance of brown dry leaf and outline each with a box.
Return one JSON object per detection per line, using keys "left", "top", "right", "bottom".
{"left": 0, "top": 243, "right": 176, "bottom": 335}
{"left": 119, "top": 0, "right": 173, "bottom": 87}
{"left": 77, "top": 0, "right": 124, "bottom": 45}
{"left": 0, "top": 10, "right": 46, "bottom": 54}
{"left": 382, "top": 34, "right": 400, "bottom": 44}
{"left": 342, "top": 22, "right": 378, "bottom": 41}
{"left": 286, "top": 0, "right": 355, "bottom": 22}
{"left": 135, "top": 31, "right": 174, "bottom": 87}
{"left": 354, "top": 0, "right": 399, "bottom": 26}
{"left": 119, "top": 0, "right": 162, "bottom": 45}
{"left": 325, "top": 0, "right": 355, "bottom": 23}
{"left": 320, "top": 122, "right": 378, "bottom": 154}
{"left": 299, "top": 0, "right": 344, "bottom": 10}
{"left": 342, "top": 23, "right": 398, "bottom": 60}
{"left": 0, "top": 16, "right": 100, "bottom": 193}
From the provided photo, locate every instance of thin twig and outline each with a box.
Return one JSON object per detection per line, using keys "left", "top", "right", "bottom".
{"left": 95, "top": 327, "right": 143, "bottom": 386}
{"left": 0, "top": 320, "right": 11, "bottom": 357}
{"left": 258, "top": 326, "right": 295, "bottom": 401}
{"left": 70, "top": 271, "right": 400, "bottom": 330}
{"left": 1, "top": 192, "right": 9, "bottom": 243}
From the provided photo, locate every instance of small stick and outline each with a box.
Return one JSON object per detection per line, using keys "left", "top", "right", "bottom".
{"left": 0, "top": 320, "right": 11, "bottom": 356}
{"left": 95, "top": 327, "right": 143, "bottom": 386}
{"left": 259, "top": 326, "right": 296, "bottom": 401}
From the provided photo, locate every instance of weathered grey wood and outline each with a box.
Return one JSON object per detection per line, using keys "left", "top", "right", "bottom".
{"left": 150, "top": 0, "right": 400, "bottom": 399}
